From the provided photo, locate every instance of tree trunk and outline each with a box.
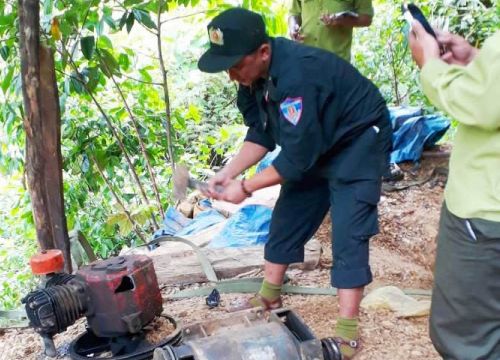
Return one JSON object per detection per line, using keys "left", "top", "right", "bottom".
{"left": 18, "top": 0, "right": 71, "bottom": 272}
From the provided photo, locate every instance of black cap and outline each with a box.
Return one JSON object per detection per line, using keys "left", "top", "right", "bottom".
{"left": 198, "top": 8, "right": 268, "bottom": 73}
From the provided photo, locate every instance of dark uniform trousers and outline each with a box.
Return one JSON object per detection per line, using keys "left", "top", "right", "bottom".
{"left": 430, "top": 203, "right": 500, "bottom": 360}
{"left": 264, "top": 111, "right": 392, "bottom": 289}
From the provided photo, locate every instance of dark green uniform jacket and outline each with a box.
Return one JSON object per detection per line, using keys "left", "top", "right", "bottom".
{"left": 238, "top": 37, "right": 388, "bottom": 182}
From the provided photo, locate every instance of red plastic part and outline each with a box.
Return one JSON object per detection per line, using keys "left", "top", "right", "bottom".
{"left": 30, "top": 249, "right": 65, "bottom": 275}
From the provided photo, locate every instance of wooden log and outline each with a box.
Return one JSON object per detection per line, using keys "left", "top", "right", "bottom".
{"left": 151, "top": 239, "right": 322, "bottom": 285}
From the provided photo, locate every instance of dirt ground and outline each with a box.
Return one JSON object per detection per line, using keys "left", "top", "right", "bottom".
{"left": 0, "top": 155, "right": 449, "bottom": 360}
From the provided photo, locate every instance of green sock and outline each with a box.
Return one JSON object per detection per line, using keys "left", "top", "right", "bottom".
{"left": 258, "top": 279, "right": 282, "bottom": 300}
{"left": 334, "top": 317, "right": 359, "bottom": 358}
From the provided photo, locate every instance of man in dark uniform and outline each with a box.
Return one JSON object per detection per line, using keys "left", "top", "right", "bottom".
{"left": 198, "top": 8, "right": 391, "bottom": 359}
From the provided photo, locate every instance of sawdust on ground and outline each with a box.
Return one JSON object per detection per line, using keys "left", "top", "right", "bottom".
{"left": 0, "top": 155, "right": 449, "bottom": 360}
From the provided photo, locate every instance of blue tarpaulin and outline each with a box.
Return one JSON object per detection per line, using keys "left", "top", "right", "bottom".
{"left": 209, "top": 204, "right": 272, "bottom": 248}
{"left": 153, "top": 203, "right": 272, "bottom": 248}
{"left": 389, "top": 106, "right": 450, "bottom": 163}
{"left": 153, "top": 205, "right": 225, "bottom": 239}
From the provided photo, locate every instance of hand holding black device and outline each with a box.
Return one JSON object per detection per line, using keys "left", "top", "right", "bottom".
{"left": 402, "top": 3, "right": 437, "bottom": 39}
{"left": 402, "top": 3, "right": 446, "bottom": 54}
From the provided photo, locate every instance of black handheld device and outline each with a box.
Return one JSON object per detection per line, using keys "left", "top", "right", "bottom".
{"left": 402, "top": 3, "right": 437, "bottom": 39}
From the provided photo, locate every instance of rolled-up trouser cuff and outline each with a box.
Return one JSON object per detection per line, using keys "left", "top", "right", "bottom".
{"left": 264, "top": 246, "right": 304, "bottom": 265}
{"left": 332, "top": 266, "right": 372, "bottom": 289}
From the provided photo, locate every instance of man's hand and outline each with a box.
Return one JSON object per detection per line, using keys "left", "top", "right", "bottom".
{"left": 320, "top": 13, "right": 343, "bottom": 27}
{"left": 205, "top": 170, "right": 232, "bottom": 199}
{"left": 320, "top": 13, "right": 371, "bottom": 28}
{"left": 290, "top": 24, "right": 306, "bottom": 42}
{"left": 220, "top": 179, "right": 249, "bottom": 204}
{"left": 436, "top": 30, "right": 478, "bottom": 66}
{"left": 408, "top": 20, "right": 440, "bottom": 68}
{"left": 288, "top": 16, "right": 305, "bottom": 42}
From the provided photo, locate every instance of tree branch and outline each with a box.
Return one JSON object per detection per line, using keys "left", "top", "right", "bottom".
{"left": 90, "top": 152, "right": 148, "bottom": 243}
{"left": 160, "top": 10, "right": 209, "bottom": 24}
{"left": 387, "top": 40, "right": 401, "bottom": 106}
{"left": 156, "top": 0, "right": 176, "bottom": 173}
{"left": 121, "top": 72, "right": 163, "bottom": 86}
{"left": 61, "top": 44, "right": 156, "bottom": 232}
{"left": 115, "top": 0, "right": 158, "bottom": 36}
{"left": 68, "top": 1, "right": 93, "bottom": 60}
{"left": 108, "top": 71, "right": 165, "bottom": 221}
{"left": 0, "top": 36, "right": 18, "bottom": 44}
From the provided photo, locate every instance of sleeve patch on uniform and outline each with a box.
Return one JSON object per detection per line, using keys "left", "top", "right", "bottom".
{"left": 279, "top": 97, "right": 303, "bottom": 126}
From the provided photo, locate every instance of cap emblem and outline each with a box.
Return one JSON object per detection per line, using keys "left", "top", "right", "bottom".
{"left": 209, "top": 27, "right": 224, "bottom": 46}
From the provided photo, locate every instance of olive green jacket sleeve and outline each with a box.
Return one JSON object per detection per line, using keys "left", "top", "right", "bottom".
{"left": 420, "top": 31, "right": 500, "bottom": 130}
{"left": 420, "top": 31, "right": 500, "bottom": 222}
{"left": 354, "top": 0, "right": 374, "bottom": 16}
{"left": 290, "top": 0, "right": 301, "bottom": 17}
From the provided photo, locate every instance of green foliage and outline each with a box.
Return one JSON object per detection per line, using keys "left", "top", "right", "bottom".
{"left": 426, "top": 0, "right": 500, "bottom": 46}
{"left": 353, "top": 0, "right": 499, "bottom": 108}
{"left": 0, "top": 0, "right": 286, "bottom": 275}
{"left": 0, "top": 178, "right": 38, "bottom": 310}
{"left": 81, "top": 36, "right": 96, "bottom": 60}
{"left": 353, "top": 2, "right": 418, "bottom": 106}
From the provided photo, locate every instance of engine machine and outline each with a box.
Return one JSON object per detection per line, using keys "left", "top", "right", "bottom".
{"left": 23, "top": 250, "right": 179, "bottom": 359}
{"left": 23, "top": 250, "right": 341, "bottom": 360}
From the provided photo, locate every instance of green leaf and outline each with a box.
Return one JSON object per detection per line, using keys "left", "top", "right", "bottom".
{"left": 206, "top": 135, "right": 216, "bottom": 145}
{"left": 1, "top": 66, "right": 14, "bottom": 93}
{"left": 220, "top": 127, "right": 229, "bottom": 141}
{"left": 103, "top": 14, "right": 116, "bottom": 30}
{"left": 98, "top": 49, "right": 120, "bottom": 78}
{"left": 96, "top": 18, "right": 104, "bottom": 36}
{"left": 131, "top": 205, "right": 153, "bottom": 226}
{"left": 139, "top": 68, "right": 152, "bottom": 82}
{"left": 80, "top": 36, "right": 95, "bottom": 60}
{"left": 119, "top": 218, "right": 133, "bottom": 236}
{"left": 84, "top": 67, "right": 100, "bottom": 92}
{"left": 69, "top": 72, "right": 84, "bottom": 94}
{"left": 0, "top": 14, "right": 15, "bottom": 26}
{"left": 118, "top": 53, "right": 130, "bottom": 71}
{"left": 59, "top": 12, "right": 78, "bottom": 37}
{"left": 0, "top": 45, "right": 9, "bottom": 60}
{"left": 132, "top": 9, "right": 157, "bottom": 29}
{"left": 97, "top": 35, "right": 113, "bottom": 50}
{"left": 118, "top": 11, "right": 128, "bottom": 30}
{"left": 124, "top": 0, "right": 144, "bottom": 6}
{"left": 106, "top": 212, "right": 127, "bottom": 227}
{"left": 187, "top": 104, "right": 201, "bottom": 123}
{"left": 43, "top": 0, "right": 53, "bottom": 15}
{"left": 126, "top": 12, "right": 135, "bottom": 33}
{"left": 175, "top": 113, "right": 186, "bottom": 129}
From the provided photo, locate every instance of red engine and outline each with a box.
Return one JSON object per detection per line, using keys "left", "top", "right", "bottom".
{"left": 23, "top": 254, "right": 163, "bottom": 357}
{"left": 78, "top": 255, "right": 163, "bottom": 336}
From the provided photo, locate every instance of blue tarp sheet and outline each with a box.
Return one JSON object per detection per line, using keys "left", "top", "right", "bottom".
{"left": 153, "top": 205, "right": 225, "bottom": 239}
{"left": 153, "top": 203, "right": 272, "bottom": 248}
{"left": 209, "top": 204, "right": 272, "bottom": 248}
{"left": 389, "top": 106, "right": 450, "bottom": 163}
